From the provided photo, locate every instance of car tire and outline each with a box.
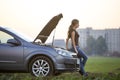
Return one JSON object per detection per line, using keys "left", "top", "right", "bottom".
{"left": 29, "top": 56, "right": 54, "bottom": 77}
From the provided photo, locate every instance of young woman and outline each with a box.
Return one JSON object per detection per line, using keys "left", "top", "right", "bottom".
{"left": 66, "top": 19, "right": 88, "bottom": 76}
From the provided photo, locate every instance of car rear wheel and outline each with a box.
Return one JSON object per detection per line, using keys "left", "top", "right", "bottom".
{"left": 29, "top": 56, "right": 54, "bottom": 77}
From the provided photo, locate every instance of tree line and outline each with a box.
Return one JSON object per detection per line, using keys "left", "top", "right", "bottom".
{"left": 84, "top": 36, "right": 108, "bottom": 56}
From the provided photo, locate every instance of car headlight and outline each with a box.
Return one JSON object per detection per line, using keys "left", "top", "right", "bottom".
{"left": 55, "top": 48, "right": 73, "bottom": 57}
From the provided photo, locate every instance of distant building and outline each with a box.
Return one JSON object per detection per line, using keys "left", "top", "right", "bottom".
{"left": 78, "top": 27, "right": 120, "bottom": 53}
{"left": 105, "top": 29, "right": 120, "bottom": 53}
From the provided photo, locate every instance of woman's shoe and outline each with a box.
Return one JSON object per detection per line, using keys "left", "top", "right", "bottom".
{"left": 83, "top": 73, "right": 88, "bottom": 77}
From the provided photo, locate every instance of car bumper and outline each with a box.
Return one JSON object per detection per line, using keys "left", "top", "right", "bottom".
{"left": 54, "top": 56, "right": 80, "bottom": 71}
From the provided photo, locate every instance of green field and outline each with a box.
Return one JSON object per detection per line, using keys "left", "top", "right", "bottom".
{"left": 0, "top": 57, "right": 120, "bottom": 80}
{"left": 86, "top": 57, "right": 120, "bottom": 73}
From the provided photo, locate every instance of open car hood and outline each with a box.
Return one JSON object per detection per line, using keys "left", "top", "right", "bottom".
{"left": 34, "top": 13, "right": 63, "bottom": 43}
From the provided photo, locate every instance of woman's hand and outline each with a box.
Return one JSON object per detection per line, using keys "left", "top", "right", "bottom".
{"left": 75, "top": 48, "right": 78, "bottom": 54}
{"left": 66, "top": 47, "right": 69, "bottom": 50}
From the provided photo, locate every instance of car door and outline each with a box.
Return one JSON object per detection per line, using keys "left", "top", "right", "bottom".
{"left": 0, "top": 31, "right": 24, "bottom": 70}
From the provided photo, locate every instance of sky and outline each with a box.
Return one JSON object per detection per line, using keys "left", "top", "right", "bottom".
{"left": 0, "top": 0, "right": 120, "bottom": 42}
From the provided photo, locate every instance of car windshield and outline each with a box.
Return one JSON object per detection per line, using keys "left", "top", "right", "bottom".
{"left": 6, "top": 28, "right": 34, "bottom": 42}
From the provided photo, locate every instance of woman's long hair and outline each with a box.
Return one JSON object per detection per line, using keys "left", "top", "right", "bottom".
{"left": 68, "top": 19, "right": 79, "bottom": 38}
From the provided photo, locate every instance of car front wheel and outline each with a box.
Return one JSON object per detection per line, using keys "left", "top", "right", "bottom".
{"left": 29, "top": 56, "right": 54, "bottom": 77}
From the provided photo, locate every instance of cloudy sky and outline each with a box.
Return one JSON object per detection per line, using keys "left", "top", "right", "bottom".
{"left": 0, "top": 0, "right": 120, "bottom": 42}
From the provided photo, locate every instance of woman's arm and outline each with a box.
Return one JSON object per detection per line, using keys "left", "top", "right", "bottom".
{"left": 71, "top": 31, "right": 78, "bottom": 54}
{"left": 66, "top": 38, "right": 69, "bottom": 50}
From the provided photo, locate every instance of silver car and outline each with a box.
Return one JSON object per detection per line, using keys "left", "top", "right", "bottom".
{"left": 0, "top": 14, "right": 79, "bottom": 77}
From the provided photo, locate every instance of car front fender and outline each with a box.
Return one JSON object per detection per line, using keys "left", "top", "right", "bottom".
{"left": 23, "top": 50, "right": 57, "bottom": 71}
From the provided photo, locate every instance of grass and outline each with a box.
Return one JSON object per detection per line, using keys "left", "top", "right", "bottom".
{"left": 86, "top": 57, "right": 120, "bottom": 73}
{"left": 0, "top": 57, "right": 120, "bottom": 80}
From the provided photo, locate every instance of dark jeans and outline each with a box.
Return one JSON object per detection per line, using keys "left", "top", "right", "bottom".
{"left": 70, "top": 46, "right": 88, "bottom": 74}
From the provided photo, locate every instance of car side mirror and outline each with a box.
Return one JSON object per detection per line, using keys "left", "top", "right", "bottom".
{"left": 7, "top": 39, "right": 20, "bottom": 46}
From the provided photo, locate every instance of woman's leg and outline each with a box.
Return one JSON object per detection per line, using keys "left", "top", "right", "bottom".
{"left": 79, "top": 58, "right": 85, "bottom": 75}
{"left": 76, "top": 46, "right": 88, "bottom": 75}
{"left": 76, "top": 46, "right": 88, "bottom": 66}
{"left": 70, "top": 46, "right": 88, "bottom": 75}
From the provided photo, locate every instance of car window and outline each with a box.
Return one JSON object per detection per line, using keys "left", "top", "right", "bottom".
{"left": 0, "top": 31, "right": 14, "bottom": 44}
